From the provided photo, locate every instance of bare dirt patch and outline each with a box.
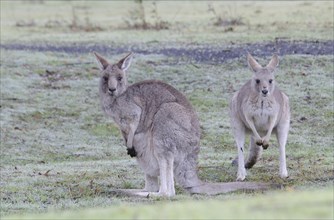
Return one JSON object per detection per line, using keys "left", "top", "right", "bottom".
{"left": 1, "top": 40, "right": 333, "bottom": 64}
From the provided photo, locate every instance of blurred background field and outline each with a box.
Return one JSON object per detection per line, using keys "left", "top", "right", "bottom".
{"left": 4, "top": 188, "right": 334, "bottom": 220}
{"left": 0, "top": 1, "right": 333, "bottom": 219}
{"left": 1, "top": 0, "right": 333, "bottom": 44}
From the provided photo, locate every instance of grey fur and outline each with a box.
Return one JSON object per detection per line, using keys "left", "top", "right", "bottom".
{"left": 95, "top": 52, "right": 272, "bottom": 197}
{"left": 230, "top": 53, "right": 290, "bottom": 181}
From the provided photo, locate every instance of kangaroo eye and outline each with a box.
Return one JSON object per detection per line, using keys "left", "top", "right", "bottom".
{"left": 117, "top": 76, "right": 123, "bottom": 81}
{"left": 255, "top": 79, "right": 260, "bottom": 84}
{"left": 269, "top": 79, "right": 273, "bottom": 84}
{"left": 103, "top": 75, "right": 108, "bottom": 81}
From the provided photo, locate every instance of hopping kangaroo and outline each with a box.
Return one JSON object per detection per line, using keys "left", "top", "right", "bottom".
{"left": 94, "top": 52, "right": 271, "bottom": 197}
{"left": 230, "top": 53, "right": 290, "bottom": 181}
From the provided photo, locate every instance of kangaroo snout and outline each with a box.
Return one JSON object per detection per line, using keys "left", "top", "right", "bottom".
{"left": 108, "top": 87, "right": 116, "bottom": 95}
{"left": 262, "top": 89, "right": 268, "bottom": 95}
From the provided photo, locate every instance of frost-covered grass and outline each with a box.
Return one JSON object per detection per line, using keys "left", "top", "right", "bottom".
{"left": 1, "top": 49, "right": 333, "bottom": 217}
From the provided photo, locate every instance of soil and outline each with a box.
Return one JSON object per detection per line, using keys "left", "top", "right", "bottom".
{"left": 1, "top": 40, "right": 333, "bottom": 64}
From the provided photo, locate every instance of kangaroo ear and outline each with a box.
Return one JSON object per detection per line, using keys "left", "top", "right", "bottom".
{"left": 266, "top": 54, "right": 279, "bottom": 71}
{"left": 94, "top": 52, "right": 109, "bottom": 70}
{"left": 247, "top": 53, "right": 262, "bottom": 72}
{"left": 117, "top": 52, "right": 133, "bottom": 71}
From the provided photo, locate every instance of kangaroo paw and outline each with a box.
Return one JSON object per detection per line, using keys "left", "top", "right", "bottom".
{"left": 262, "top": 139, "right": 269, "bottom": 149}
{"left": 255, "top": 139, "right": 263, "bottom": 146}
{"left": 262, "top": 143, "right": 269, "bottom": 149}
{"left": 127, "top": 147, "right": 137, "bottom": 157}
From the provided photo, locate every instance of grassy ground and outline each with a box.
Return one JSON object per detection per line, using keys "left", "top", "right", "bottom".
{"left": 1, "top": 1, "right": 333, "bottom": 219}
{"left": 4, "top": 187, "right": 333, "bottom": 220}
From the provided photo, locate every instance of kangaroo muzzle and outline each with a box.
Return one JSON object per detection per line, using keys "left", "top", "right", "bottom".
{"left": 262, "top": 89, "right": 268, "bottom": 95}
{"left": 108, "top": 88, "right": 116, "bottom": 95}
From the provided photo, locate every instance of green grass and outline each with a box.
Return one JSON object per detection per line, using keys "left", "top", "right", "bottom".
{"left": 4, "top": 187, "right": 333, "bottom": 220}
{"left": 1, "top": 1, "right": 333, "bottom": 219}
{"left": 1, "top": 49, "right": 332, "bottom": 217}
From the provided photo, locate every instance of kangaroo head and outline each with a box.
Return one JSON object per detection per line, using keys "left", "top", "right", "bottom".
{"left": 94, "top": 52, "right": 133, "bottom": 98}
{"left": 247, "top": 53, "right": 279, "bottom": 97}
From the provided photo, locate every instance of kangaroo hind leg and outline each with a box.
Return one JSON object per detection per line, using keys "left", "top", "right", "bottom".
{"left": 151, "top": 154, "right": 175, "bottom": 197}
{"left": 245, "top": 136, "right": 263, "bottom": 169}
{"left": 144, "top": 174, "right": 159, "bottom": 192}
{"left": 233, "top": 122, "right": 247, "bottom": 181}
{"left": 276, "top": 121, "right": 289, "bottom": 178}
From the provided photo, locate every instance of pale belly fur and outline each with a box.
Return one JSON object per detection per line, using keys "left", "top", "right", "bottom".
{"left": 251, "top": 108, "right": 275, "bottom": 134}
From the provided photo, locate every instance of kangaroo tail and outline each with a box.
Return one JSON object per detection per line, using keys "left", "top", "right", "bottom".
{"left": 187, "top": 182, "right": 276, "bottom": 195}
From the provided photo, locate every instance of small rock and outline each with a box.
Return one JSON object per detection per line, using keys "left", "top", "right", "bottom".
{"left": 298, "top": 116, "right": 307, "bottom": 122}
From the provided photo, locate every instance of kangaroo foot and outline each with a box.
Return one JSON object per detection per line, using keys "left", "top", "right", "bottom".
{"left": 110, "top": 189, "right": 150, "bottom": 198}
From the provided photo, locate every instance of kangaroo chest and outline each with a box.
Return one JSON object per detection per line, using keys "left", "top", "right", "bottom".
{"left": 245, "top": 98, "right": 278, "bottom": 132}
{"left": 113, "top": 112, "right": 135, "bottom": 133}
{"left": 105, "top": 101, "right": 140, "bottom": 136}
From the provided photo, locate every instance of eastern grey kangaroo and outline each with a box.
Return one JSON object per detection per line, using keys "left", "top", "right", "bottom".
{"left": 230, "top": 53, "right": 290, "bottom": 181}
{"left": 94, "top": 52, "right": 271, "bottom": 197}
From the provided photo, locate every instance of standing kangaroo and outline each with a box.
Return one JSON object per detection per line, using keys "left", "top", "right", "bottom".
{"left": 230, "top": 53, "right": 290, "bottom": 181}
{"left": 94, "top": 52, "right": 271, "bottom": 197}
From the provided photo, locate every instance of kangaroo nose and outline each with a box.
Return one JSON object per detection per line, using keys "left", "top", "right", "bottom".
{"left": 262, "top": 89, "right": 268, "bottom": 95}
{"left": 108, "top": 88, "right": 116, "bottom": 94}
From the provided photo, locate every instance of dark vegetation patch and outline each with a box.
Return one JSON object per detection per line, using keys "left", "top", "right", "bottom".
{"left": 15, "top": 4, "right": 104, "bottom": 32}
{"left": 207, "top": 3, "right": 245, "bottom": 29}
{"left": 1, "top": 40, "right": 333, "bottom": 64}
{"left": 123, "top": 1, "right": 170, "bottom": 30}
